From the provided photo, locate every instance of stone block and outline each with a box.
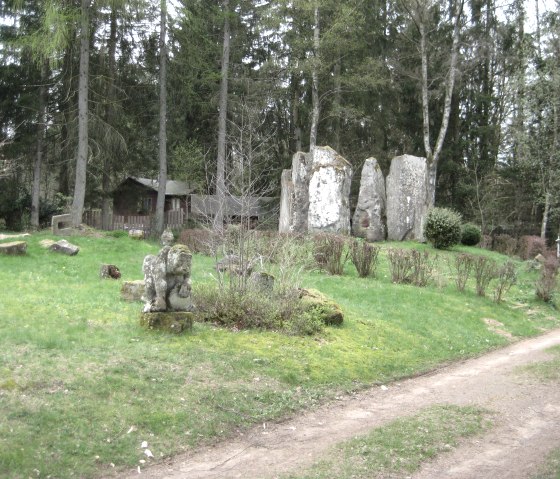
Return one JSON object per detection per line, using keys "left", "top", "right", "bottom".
{"left": 121, "top": 280, "right": 145, "bottom": 301}
{"left": 0, "top": 241, "right": 27, "bottom": 255}
{"left": 140, "top": 311, "right": 194, "bottom": 333}
{"left": 51, "top": 214, "right": 72, "bottom": 236}
{"left": 128, "top": 229, "right": 145, "bottom": 239}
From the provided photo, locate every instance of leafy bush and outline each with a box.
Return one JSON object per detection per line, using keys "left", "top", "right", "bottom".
{"left": 536, "top": 257, "right": 559, "bottom": 303}
{"left": 518, "top": 235, "right": 547, "bottom": 260}
{"left": 349, "top": 239, "right": 380, "bottom": 278}
{"left": 313, "top": 233, "right": 348, "bottom": 275}
{"left": 424, "top": 207, "right": 462, "bottom": 249}
{"left": 461, "top": 224, "right": 481, "bottom": 246}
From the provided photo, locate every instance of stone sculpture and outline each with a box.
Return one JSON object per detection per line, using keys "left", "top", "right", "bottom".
{"left": 141, "top": 230, "right": 194, "bottom": 333}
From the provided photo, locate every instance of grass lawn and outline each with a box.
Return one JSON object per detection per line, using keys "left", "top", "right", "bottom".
{"left": 0, "top": 231, "right": 558, "bottom": 478}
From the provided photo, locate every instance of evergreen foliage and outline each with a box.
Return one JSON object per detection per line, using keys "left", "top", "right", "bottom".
{"left": 424, "top": 207, "right": 462, "bottom": 249}
{"left": 461, "top": 224, "right": 482, "bottom": 246}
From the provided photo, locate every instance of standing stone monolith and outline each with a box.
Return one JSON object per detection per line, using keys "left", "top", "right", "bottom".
{"left": 386, "top": 154, "right": 428, "bottom": 241}
{"left": 278, "top": 169, "right": 294, "bottom": 234}
{"left": 307, "top": 147, "right": 353, "bottom": 234}
{"left": 352, "top": 157, "right": 386, "bottom": 241}
{"left": 282, "top": 146, "right": 353, "bottom": 235}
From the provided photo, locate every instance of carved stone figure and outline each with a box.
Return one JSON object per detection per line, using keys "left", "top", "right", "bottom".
{"left": 142, "top": 230, "right": 193, "bottom": 313}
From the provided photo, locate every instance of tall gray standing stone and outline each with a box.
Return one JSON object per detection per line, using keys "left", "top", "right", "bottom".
{"left": 278, "top": 169, "right": 294, "bottom": 234}
{"left": 352, "top": 157, "right": 386, "bottom": 241}
{"left": 290, "top": 151, "right": 312, "bottom": 233}
{"left": 386, "top": 154, "right": 428, "bottom": 241}
{"left": 307, "top": 147, "right": 353, "bottom": 234}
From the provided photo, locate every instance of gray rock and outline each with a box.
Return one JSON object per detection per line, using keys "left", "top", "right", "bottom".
{"left": 278, "top": 169, "right": 294, "bottom": 234}
{"left": 352, "top": 157, "right": 386, "bottom": 241}
{"left": 128, "top": 229, "right": 145, "bottom": 239}
{"left": 0, "top": 241, "right": 27, "bottom": 255}
{"left": 386, "top": 155, "right": 428, "bottom": 241}
{"left": 49, "top": 239, "right": 80, "bottom": 255}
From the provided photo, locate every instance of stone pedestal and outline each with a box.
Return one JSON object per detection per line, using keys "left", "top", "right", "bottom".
{"left": 140, "top": 312, "right": 194, "bottom": 333}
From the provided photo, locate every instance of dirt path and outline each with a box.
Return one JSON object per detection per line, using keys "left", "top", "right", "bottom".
{"left": 124, "top": 329, "right": 560, "bottom": 479}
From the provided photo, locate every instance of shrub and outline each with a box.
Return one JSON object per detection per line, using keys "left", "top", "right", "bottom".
{"left": 424, "top": 207, "right": 462, "bottom": 249}
{"left": 179, "top": 228, "right": 219, "bottom": 255}
{"left": 106, "top": 230, "right": 128, "bottom": 238}
{"left": 518, "top": 235, "right": 547, "bottom": 260}
{"left": 349, "top": 239, "right": 380, "bottom": 278}
{"left": 492, "top": 234, "right": 517, "bottom": 257}
{"left": 536, "top": 257, "right": 559, "bottom": 303}
{"left": 454, "top": 253, "right": 475, "bottom": 292}
{"left": 461, "top": 224, "right": 481, "bottom": 246}
{"left": 493, "top": 261, "right": 517, "bottom": 303}
{"left": 387, "top": 248, "right": 434, "bottom": 286}
{"left": 313, "top": 233, "right": 348, "bottom": 275}
{"left": 473, "top": 256, "right": 497, "bottom": 296}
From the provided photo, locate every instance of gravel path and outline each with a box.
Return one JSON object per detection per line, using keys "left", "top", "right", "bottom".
{"left": 122, "top": 328, "right": 560, "bottom": 479}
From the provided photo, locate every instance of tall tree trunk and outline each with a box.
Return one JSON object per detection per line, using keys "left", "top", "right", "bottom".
{"left": 215, "top": 0, "right": 230, "bottom": 231}
{"left": 71, "top": 0, "right": 90, "bottom": 227}
{"left": 101, "top": 6, "right": 118, "bottom": 231}
{"left": 309, "top": 3, "right": 320, "bottom": 151}
{"left": 291, "top": 73, "right": 302, "bottom": 153}
{"left": 155, "top": 0, "right": 168, "bottom": 237}
{"left": 31, "top": 59, "right": 49, "bottom": 230}
{"left": 420, "top": 0, "right": 464, "bottom": 208}
{"left": 332, "top": 56, "right": 342, "bottom": 152}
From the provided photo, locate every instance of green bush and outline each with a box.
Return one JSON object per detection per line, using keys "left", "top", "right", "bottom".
{"left": 424, "top": 207, "right": 462, "bottom": 249}
{"left": 105, "top": 229, "right": 129, "bottom": 238}
{"left": 461, "top": 224, "right": 481, "bottom": 246}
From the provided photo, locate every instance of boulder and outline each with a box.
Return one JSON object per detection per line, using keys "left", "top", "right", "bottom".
{"left": 49, "top": 239, "right": 80, "bottom": 256}
{"left": 249, "top": 271, "right": 275, "bottom": 293}
{"left": 298, "top": 288, "right": 344, "bottom": 326}
{"left": 0, "top": 241, "right": 27, "bottom": 255}
{"left": 352, "top": 157, "right": 386, "bottom": 241}
{"left": 39, "top": 239, "right": 56, "bottom": 249}
{"left": 278, "top": 169, "right": 294, "bottom": 234}
{"left": 121, "top": 280, "right": 145, "bottom": 301}
{"left": 386, "top": 155, "right": 428, "bottom": 241}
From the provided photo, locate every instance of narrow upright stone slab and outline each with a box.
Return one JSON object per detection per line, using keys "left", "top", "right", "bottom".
{"left": 278, "top": 169, "right": 294, "bottom": 234}
{"left": 307, "top": 147, "right": 353, "bottom": 234}
{"left": 290, "top": 151, "right": 312, "bottom": 233}
{"left": 0, "top": 241, "right": 27, "bottom": 255}
{"left": 386, "top": 155, "right": 428, "bottom": 241}
{"left": 352, "top": 157, "right": 386, "bottom": 241}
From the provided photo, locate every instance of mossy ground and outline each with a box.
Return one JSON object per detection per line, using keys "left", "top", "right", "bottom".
{"left": 0, "top": 231, "right": 558, "bottom": 478}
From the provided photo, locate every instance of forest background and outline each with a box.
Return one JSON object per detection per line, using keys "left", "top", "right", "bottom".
{"left": 0, "top": 0, "right": 559, "bottom": 240}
